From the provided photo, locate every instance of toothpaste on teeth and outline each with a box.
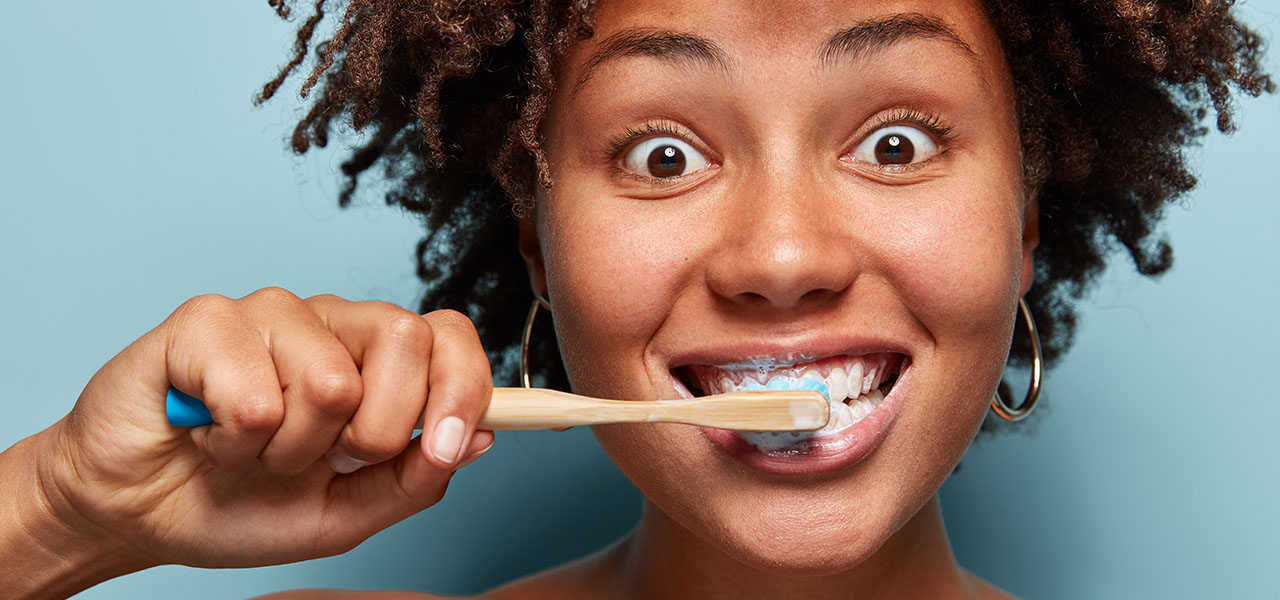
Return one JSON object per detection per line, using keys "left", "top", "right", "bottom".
{"left": 690, "top": 359, "right": 893, "bottom": 453}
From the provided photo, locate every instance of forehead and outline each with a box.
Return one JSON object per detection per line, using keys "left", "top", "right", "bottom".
{"left": 567, "top": 0, "right": 1007, "bottom": 87}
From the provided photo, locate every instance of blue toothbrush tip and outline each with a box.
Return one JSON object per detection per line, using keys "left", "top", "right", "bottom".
{"left": 166, "top": 387, "right": 213, "bottom": 427}
{"left": 744, "top": 378, "right": 831, "bottom": 401}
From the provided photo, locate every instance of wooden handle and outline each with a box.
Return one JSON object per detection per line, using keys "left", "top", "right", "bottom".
{"left": 166, "top": 386, "right": 828, "bottom": 432}
{"left": 472, "top": 387, "right": 830, "bottom": 431}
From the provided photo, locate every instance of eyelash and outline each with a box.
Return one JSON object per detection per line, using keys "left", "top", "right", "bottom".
{"left": 868, "top": 108, "right": 954, "bottom": 142}
{"left": 602, "top": 109, "right": 955, "bottom": 172}
{"left": 604, "top": 121, "right": 692, "bottom": 161}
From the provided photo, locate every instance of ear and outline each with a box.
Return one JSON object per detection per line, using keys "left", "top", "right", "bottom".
{"left": 1019, "top": 194, "right": 1040, "bottom": 297}
{"left": 519, "top": 215, "right": 549, "bottom": 302}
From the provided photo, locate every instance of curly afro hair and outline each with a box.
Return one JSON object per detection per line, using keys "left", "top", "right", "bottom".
{"left": 256, "top": 0, "right": 1271, "bottom": 415}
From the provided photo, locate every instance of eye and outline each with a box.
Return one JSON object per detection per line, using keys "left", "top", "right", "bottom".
{"left": 622, "top": 137, "right": 709, "bottom": 179}
{"left": 851, "top": 125, "right": 939, "bottom": 166}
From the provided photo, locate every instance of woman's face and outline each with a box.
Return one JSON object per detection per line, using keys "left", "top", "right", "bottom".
{"left": 527, "top": 0, "right": 1032, "bottom": 572}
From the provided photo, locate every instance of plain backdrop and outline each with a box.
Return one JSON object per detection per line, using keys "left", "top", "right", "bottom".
{"left": 2, "top": 2, "right": 1277, "bottom": 598}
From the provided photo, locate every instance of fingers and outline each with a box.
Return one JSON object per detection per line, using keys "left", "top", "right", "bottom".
{"left": 327, "top": 430, "right": 495, "bottom": 539}
{"left": 455, "top": 430, "right": 496, "bottom": 469}
{"left": 164, "top": 289, "right": 493, "bottom": 479}
{"left": 419, "top": 310, "right": 493, "bottom": 468}
{"left": 311, "top": 301, "right": 492, "bottom": 471}
{"left": 241, "top": 289, "right": 363, "bottom": 475}
{"left": 308, "top": 296, "right": 433, "bottom": 473}
{"left": 163, "top": 294, "right": 284, "bottom": 470}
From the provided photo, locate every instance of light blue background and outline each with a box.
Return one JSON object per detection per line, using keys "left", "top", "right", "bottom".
{"left": 1, "top": 2, "right": 1276, "bottom": 598}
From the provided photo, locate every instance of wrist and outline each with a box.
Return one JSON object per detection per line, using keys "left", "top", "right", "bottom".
{"left": 1, "top": 421, "right": 155, "bottom": 599}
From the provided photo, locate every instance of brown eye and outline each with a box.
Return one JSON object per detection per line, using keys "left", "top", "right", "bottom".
{"left": 648, "top": 144, "right": 686, "bottom": 177}
{"left": 874, "top": 134, "right": 914, "bottom": 164}
{"left": 852, "top": 125, "right": 939, "bottom": 166}
{"left": 623, "top": 136, "right": 709, "bottom": 179}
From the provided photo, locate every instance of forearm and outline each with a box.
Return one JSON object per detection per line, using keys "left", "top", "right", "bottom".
{"left": 0, "top": 423, "right": 151, "bottom": 599}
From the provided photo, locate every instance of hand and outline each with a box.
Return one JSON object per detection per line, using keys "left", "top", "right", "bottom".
{"left": 37, "top": 288, "right": 495, "bottom": 569}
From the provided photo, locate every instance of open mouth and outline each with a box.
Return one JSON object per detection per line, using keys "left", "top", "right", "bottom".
{"left": 672, "top": 353, "right": 908, "bottom": 452}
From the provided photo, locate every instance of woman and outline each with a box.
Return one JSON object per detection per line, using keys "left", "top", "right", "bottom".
{"left": 1, "top": 0, "right": 1270, "bottom": 598}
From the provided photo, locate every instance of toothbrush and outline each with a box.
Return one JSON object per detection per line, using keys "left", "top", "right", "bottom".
{"left": 165, "top": 386, "right": 830, "bottom": 431}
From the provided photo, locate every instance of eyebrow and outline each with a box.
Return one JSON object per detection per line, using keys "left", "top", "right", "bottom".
{"left": 818, "top": 13, "right": 979, "bottom": 68}
{"left": 573, "top": 28, "right": 731, "bottom": 93}
{"left": 572, "top": 14, "right": 981, "bottom": 95}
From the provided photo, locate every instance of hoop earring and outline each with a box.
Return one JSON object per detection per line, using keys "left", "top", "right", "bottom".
{"left": 520, "top": 295, "right": 552, "bottom": 389}
{"left": 991, "top": 297, "right": 1043, "bottom": 422}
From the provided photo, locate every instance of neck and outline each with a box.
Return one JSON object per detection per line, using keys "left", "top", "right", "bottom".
{"left": 608, "top": 494, "right": 975, "bottom": 600}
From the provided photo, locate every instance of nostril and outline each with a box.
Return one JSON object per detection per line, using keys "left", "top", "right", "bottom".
{"left": 711, "top": 282, "right": 849, "bottom": 313}
{"left": 704, "top": 238, "right": 859, "bottom": 310}
{"left": 799, "top": 287, "right": 841, "bottom": 304}
{"left": 728, "top": 291, "right": 771, "bottom": 306}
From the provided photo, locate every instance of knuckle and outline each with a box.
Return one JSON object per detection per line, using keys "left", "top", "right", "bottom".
{"left": 228, "top": 392, "right": 283, "bottom": 433}
{"left": 305, "top": 293, "right": 344, "bottom": 307}
{"left": 246, "top": 286, "right": 299, "bottom": 306}
{"left": 379, "top": 310, "right": 434, "bottom": 349}
{"left": 172, "top": 293, "right": 236, "bottom": 324}
{"left": 444, "top": 374, "right": 491, "bottom": 409}
{"left": 302, "top": 365, "right": 363, "bottom": 415}
{"left": 426, "top": 308, "right": 476, "bottom": 335}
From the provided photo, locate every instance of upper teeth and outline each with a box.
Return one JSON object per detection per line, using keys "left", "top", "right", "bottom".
{"left": 683, "top": 354, "right": 902, "bottom": 449}
{"left": 690, "top": 354, "right": 894, "bottom": 404}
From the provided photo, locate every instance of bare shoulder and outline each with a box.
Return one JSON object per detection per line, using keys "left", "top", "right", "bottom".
{"left": 480, "top": 538, "right": 629, "bottom": 600}
{"left": 255, "top": 590, "right": 463, "bottom": 600}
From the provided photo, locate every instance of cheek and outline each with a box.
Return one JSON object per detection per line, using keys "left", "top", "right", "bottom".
{"left": 879, "top": 177, "right": 1024, "bottom": 338}
{"left": 873, "top": 176, "right": 1023, "bottom": 449}
{"left": 540, "top": 194, "right": 695, "bottom": 394}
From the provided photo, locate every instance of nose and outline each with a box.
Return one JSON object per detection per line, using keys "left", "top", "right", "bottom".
{"left": 704, "top": 169, "right": 860, "bottom": 310}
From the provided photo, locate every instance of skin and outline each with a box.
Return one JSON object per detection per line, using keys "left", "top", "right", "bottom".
{"left": 0, "top": 0, "right": 1033, "bottom": 598}
{"left": 0, "top": 291, "right": 500, "bottom": 597}
{"left": 517, "top": 0, "right": 1033, "bottom": 596}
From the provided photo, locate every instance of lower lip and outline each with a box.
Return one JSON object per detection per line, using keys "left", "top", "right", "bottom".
{"left": 697, "top": 365, "right": 911, "bottom": 477}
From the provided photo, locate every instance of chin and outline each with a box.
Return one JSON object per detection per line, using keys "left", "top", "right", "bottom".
{"left": 624, "top": 455, "right": 922, "bottom": 578}
{"left": 723, "top": 482, "right": 915, "bottom": 571}
{"left": 723, "top": 531, "right": 888, "bottom": 577}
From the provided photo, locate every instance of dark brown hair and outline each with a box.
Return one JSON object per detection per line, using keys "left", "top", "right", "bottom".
{"left": 257, "top": 0, "right": 1271, "bottom": 416}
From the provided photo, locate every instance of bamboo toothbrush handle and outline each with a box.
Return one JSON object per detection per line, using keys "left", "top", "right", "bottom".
{"left": 477, "top": 387, "right": 654, "bottom": 430}
{"left": 165, "top": 386, "right": 829, "bottom": 432}
{"left": 477, "top": 387, "right": 829, "bottom": 431}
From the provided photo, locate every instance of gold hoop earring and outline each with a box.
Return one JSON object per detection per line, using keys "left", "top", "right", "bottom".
{"left": 991, "top": 297, "right": 1043, "bottom": 422}
{"left": 520, "top": 295, "right": 552, "bottom": 388}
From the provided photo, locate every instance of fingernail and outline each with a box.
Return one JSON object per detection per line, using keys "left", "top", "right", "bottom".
{"left": 429, "top": 416, "right": 466, "bottom": 465}
{"left": 326, "top": 450, "right": 368, "bottom": 474}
